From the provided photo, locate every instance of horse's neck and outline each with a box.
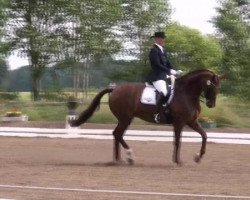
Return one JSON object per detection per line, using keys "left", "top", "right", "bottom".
{"left": 179, "top": 74, "right": 208, "bottom": 98}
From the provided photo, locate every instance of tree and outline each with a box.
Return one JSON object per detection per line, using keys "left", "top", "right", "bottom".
{"left": 213, "top": 0, "right": 250, "bottom": 100}
{"left": 108, "top": 23, "right": 223, "bottom": 82}
{"left": 108, "top": 0, "right": 172, "bottom": 82}
{"left": 120, "top": 0, "right": 172, "bottom": 61}
{"left": 61, "top": 0, "right": 122, "bottom": 99}
{"left": 165, "top": 23, "right": 223, "bottom": 72}
{"left": 0, "top": 0, "right": 126, "bottom": 99}
{"left": 0, "top": 0, "right": 7, "bottom": 54}
{"left": 0, "top": 0, "right": 8, "bottom": 89}
{"left": 0, "top": 59, "right": 8, "bottom": 89}
{"left": 2, "top": 0, "right": 70, "bottom": 100}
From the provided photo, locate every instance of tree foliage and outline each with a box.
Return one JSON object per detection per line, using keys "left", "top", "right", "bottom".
{"left": 6, "top": 64, "right": 112, "bottom": 91}
{"left": 120, "top": 0, "right": 171, "bottom": 61}
{"left": 213, "top": 0, "right": 250, "bottom": 100}
{"left": 2, "top": 0, "right": 249, "bottom": 102}
{"left": 165, "top": 23, "right": 223, "bottom": 72}
{"left": 2, "top": 0, "right": 72, "bottom": 100}
{"left": 109, "top": 23, "right": 223, "bottom": 82}
{"left": 110, "top": 0, "right": 172, "bottom": 82}
{"left": 59, "top": 0, "right": 122, "bottom": 98}
{"left": 0, "top": 59, "right": 8, "bottom": 88}
{"left": 1, "top": 0, "right": 122, "bottom": 100}
{"left": 0, "top": 0, "right": 8, "bottom": 54}
{"left": 0, "top": 0, "right": 8, "bottom": 89}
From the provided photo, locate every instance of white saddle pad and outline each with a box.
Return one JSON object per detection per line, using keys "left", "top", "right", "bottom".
{"left": 140, "top": 86, "right": 157, "bottom": 105}
{"left": 140, "top": 81, "right": 175, "bottom": 105}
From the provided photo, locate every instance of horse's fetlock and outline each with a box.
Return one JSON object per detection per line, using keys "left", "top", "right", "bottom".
{"left": 126, "top": 148, "right": 133, "bottom": 157}
{"left": 200, "top": 150, "right": 206, "bottom": 157}
{"left": 126, "top": 148, "right": 135, "bottom": 164}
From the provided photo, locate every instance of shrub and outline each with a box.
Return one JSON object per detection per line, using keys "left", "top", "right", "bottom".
{"left": 0, "top": 92, "right": 19, "bottom": 101}
{"left": 40, "top": 91, "right": 69, "bottom": 102}
{"left": 197, "top": 116, "right": 215, "bottom": 123}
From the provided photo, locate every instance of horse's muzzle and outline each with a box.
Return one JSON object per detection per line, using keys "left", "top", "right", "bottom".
{"left": 206, "top": 100, "right": 215, "bottom": 108}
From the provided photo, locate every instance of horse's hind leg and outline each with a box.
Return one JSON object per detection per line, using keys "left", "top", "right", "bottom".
{"left": 112, "top": 120, "right": 133, "bottom": 164}
{"left": 113, "top": 122, "right": 128, "bottom": 163}
{"left": 119, "top": 130, "right": 135, "bottom": 165}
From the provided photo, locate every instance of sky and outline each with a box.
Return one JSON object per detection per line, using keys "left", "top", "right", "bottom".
{"left": 7, "top": 0, "right": 218, "bottom": 70}
{"left": 169, "top": 0, "right": 218, "bottom": 34}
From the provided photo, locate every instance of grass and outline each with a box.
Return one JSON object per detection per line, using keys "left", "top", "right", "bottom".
{"left": 0, "top": 102, "right": 67, "bottom": 121}
{"left": 199, "top": 95, "right": 250, "bottom": 127}
{"left": 23, "top": 105, "right": 67, "bottom": 121}
{"left": 78, "top": 103, "right": 117, "bottom": 124}
{"left": 0, "top": 92, "right": 249, "bottom": 128}
{"left": 18, "top": 92, "right": 32, "bottom": 102}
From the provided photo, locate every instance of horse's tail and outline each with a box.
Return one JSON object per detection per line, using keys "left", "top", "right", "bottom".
{"left": 70, "top": 88, "right": 113, "bottom": 127}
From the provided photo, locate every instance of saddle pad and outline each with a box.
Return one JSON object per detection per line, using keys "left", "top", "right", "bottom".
{"left": 140, "top": 86, "right": 157, "bottom": 105}
{"left": 140, "top": 82, "right": 175, "bottom": 105}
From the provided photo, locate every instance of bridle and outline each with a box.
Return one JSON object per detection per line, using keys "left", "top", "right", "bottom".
{"left": 200, "top": 75, "right": 220, "bottom": 104}
{"left": 206, "top": 79, "right": 218, "bottom": 88}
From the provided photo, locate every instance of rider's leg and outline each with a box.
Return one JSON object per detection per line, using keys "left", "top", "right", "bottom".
{"left": 152, "top": 80, "right": 167, "bottom": 123}
{"left": 154, "top": 92, "right": 165, "bottom": 122}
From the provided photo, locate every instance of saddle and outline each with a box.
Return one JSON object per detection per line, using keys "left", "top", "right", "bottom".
{"left": 140, "top": 75, "right": 176, "bottom": 105}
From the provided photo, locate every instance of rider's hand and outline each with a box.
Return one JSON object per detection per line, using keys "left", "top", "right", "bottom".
{"left": 170, "top": 69, "right": 177, "bottom": 75}
{"left": 176, "top": 70, "right": 183, "bottom": 76}
{"left": 170, "top": 69, "right": 183, "bottom": 76}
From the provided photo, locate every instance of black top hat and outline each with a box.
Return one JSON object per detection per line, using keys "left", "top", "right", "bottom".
{"left": 150, "top": 31, "right": 166, "bottom": 39}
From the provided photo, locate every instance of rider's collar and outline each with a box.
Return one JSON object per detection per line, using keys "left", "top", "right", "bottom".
{"left": 154, "top": 43, "right": 163, "bottom": 53}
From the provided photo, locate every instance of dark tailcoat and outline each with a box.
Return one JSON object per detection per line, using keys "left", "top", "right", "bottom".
{"left": 148, "top": 44, "right": 175, "bottom": 83}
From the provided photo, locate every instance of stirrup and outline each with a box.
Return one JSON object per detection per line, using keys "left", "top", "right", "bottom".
{"left": 154, "top": 113, "right": 160, "bottom": 123}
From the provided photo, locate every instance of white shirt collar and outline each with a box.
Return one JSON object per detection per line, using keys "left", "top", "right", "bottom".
{"left": 155, "top": 43, "right": 164, "bottom": 53}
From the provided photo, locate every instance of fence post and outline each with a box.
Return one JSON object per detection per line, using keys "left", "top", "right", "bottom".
{"left": 65, "top": 96, "right": 79, "bottom": 129}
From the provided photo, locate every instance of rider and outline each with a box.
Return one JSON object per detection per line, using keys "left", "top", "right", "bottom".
{"left": 148, "top": 31, "right": 182, "bottom": 123}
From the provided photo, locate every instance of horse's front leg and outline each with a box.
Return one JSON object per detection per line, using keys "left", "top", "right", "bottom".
{"left": 172, "top": 124, "right": 183, "bottom": 165}
{"left": 188, "top": 120, "right": 207, "bottom": 163}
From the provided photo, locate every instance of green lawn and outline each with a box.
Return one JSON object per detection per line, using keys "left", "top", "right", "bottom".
{"left": 199, "top": 96, "right": 250, "bottom": 127}
{"left": 0, "top": 92, "right": 249, "bottom": 127}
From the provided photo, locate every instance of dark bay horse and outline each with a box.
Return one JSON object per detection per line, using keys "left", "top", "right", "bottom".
{"left": 70, "top": 69, "right": 222, "bottom": 165}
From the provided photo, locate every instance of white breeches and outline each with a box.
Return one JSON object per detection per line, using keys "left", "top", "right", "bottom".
{"left": 152, "top": 80, "right": 168, "bottom": 96}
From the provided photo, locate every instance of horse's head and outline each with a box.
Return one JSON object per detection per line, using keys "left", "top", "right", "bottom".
{"left": 203, "top": 74, "right": 223, "bottom": 108}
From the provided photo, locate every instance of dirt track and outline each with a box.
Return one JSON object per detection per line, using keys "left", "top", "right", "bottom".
{"left": 0, "top": 136, "right": 250, "bottom": 200}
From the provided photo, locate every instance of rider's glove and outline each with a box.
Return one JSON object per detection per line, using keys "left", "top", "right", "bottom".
{"left": 176, "top": 70, "right": 183, "bottom": 76}
{"left": 170, "top": 69, "right": 183, "bottom": 76}
{"left": 170, "top": 69, "right": 177, "bottom": 75}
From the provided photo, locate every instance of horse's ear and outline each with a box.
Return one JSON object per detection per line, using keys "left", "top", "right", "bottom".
{"left": 218, "top": 74, "right": 226, "bottom": 80}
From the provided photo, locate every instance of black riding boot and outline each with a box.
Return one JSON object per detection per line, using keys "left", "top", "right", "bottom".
{"left": 154, "top": 92, "right": 166, "bottom": 123}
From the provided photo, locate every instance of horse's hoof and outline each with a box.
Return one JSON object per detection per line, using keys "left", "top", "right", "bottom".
{"left": 194, "top": 153, "right": 201, "bottom": 163}
{"left": 111, "top": 160, "right": 125, "bottom": 166}
{"left": 126, "top": 149, "right": 135, "bottom": 165}
{"left": 172, "top": 157, "right": 183, "bottom": 166}
{"left": 127, "top": 158, "right": 134, "bottom": 165}
{"left": 172, "top": 160, "right": 183, "bottom": 166}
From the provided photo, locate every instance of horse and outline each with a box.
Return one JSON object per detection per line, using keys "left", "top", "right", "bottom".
{"left": 70, "top": 69, "right": 223, "bottom": 165}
